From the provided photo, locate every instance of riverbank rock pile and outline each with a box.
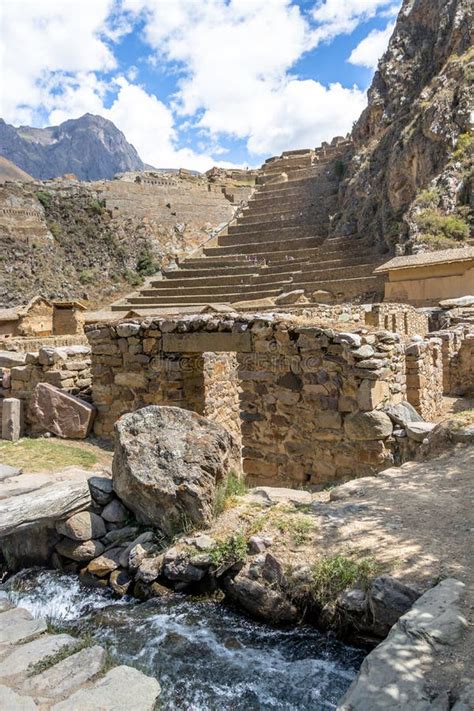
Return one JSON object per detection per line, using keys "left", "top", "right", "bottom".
{"left": 0, "top": 593, "right": 160, "bottom": 710}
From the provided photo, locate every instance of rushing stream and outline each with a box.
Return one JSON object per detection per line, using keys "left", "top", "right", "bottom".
{"left": 4, "top": 569, "right": 365, "bottom": 710}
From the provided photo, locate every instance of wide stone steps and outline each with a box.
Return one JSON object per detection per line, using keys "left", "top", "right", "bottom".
{"left": 138, "top": 279, "right": 292, "bottom": 297}
{"left": 295, "top": 275, "right": 385, "bottom": 296}
{"left": 242, "top": 198, "right": 334, "bottom": 217}
{"left": 115, "top": 287, "right": 284, "bottom": 308}
{"left": 153, "top": 269, "right": 259, "bottom": 285}
{"left": 206, "top": 235, "right": 322, "bottom": 257}
{"left": 233, "top": 210, "right": 323, "bottom": 228}
{"left": 219, "top": 226, "right": 323, "bottom": 246}
{"left": 292, "top": 262, "right": 381, "bottom": 282}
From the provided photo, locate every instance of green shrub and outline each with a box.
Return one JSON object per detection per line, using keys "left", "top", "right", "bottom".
{"left": 213, "top": 471, "right": 247, "bottom": 516}
{"left": 452, "top": 132, "right": 474, "bottom": 162}
{"left": 123, "top": 268, "right": 144, "bottom": 287}
{"left": 36, "top": 190, "right": 52, "bottom": 208}
{"left": 416, "top": 208, "right": 469, "bottom": 243}
{"left": 88, "top": 199, "right": 106, "bottom": 216}
{"left": 137, "top": 249, "right": 160, "bottom": 276}
{"left": 272, "top": 511, "right": 314, "bottom": 546}
{"left": 415, "top": 187, "right": 441, "bottom": 209}
{"left": 210, "top": 533, "right": 248, "bottom": 567}
{"left": 79, "top": 269, "right": 95, "bottom": 284}
{"left": 334, "top": 160, "right": 346, "bottom": 179}
{"left": 47, "top": 221, "right": 63, "bottom": 239}
{"left": 311, "top": 555, "right": 379, "bottom": 606}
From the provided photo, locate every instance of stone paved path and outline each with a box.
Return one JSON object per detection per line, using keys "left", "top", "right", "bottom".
{"left": 0, "top": 592, "right": 160, "bottom": 709}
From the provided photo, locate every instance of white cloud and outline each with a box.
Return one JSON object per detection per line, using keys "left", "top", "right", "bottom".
{"left": 123, "top": 0, "right": 366, "bottom": 157}
{"left": 0, "top": 0, "right": 400, "bottom": 169}
{"left": 348, "top": 21, "right": 395, "bottom": 69}
{"left": 0, "top": 0, "right": 116, "bottom": 125}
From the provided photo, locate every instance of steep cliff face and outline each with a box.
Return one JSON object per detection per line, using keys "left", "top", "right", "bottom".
{"left": 334, "top": 0, "right": 473, "bottom": 253}
{"left": 0, "top": 114, "right": 145, "bottom": 181}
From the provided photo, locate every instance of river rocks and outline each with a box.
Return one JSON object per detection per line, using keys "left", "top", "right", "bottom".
{"left": 368, "top": 576, "right": 422, "bottom": 637}
{"left": 338, "top": 580, "right": 467, "bottom": 711}
{"left": 344, "top": 411, "right": 393, "bottom": 440}
{"left": 56, "top": 511, "right": 106, "bottom": 541}
{"left": 102, "top": 498, "right": 128, "bottom": 523}
{"left": 56, "top": 538, "right": 104, "bottom": 562}
{"left": 88, "top": 476, "right": 113, "bottom": 505}
{"left": 29, "top": 383, "right": 96, "bottom": 439}
{"left": 51, "top": 665, "right": 161, "bottom": 711}
{"left": 22, "top": 645, "right": 106, "bottom": 700}
{"left": 162, "top": 548, "right": 206, "bottom": 583}
{"left": 135, "top": 555, "right": 164, "bottom": 583}
{"left": 0, "top": 686, "right": 37, "bottom": 710}
{"left": 0, "top": 607, "right": 47, "bottom": 645}
{"left": 86, "top": 547, "right": 123, "bottom": 576}
{"left": 223, "top": 557, "right": 298, "bottom": 625}
{"left": 112, "top": 406, "right": 239, "bottom": 535}
{"left": 109, "top": 569, "right": 133, "bottom": 596}
{"left": 0, "top": 634, "right": 76, "bottom": 679}
{"left": 118, "top": 532, "right": 154, "bottom": 568}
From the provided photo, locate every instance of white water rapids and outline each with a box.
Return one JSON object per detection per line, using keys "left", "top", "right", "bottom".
{"left": 4, "top": 568, "right": 365, "bottom": 710}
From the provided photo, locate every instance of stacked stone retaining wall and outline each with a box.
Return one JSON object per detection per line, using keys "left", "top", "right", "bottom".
{"left": 87, "top": 316, "right": 408, "bottom": 486}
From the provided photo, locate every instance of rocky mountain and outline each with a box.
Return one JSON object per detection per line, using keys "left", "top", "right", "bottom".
{"left": 0, "top": 114, "right": 145, "bottom": 181}
{"left": 0, "top": 156, "right": 33, "bottom": 183}
{"left": 333, "top": 0, "right": 473, "bottom": 254}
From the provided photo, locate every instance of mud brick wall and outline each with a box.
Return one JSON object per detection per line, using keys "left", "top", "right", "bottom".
{"left": 87, "top": 316, "right": 407, "bottom": 486}
{"left": 405, "top": 339, "right": 444, "bottom": 420}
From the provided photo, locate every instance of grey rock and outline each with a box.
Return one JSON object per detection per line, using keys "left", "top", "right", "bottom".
{"left": 0, "top": 351, "right": 27, "bottom": 368}
{"left": 338, "top": 579, "right": 467, "bottom": 711}
{"left": 102, "top": 525, "right": 138, "bottom": 544}
{"left": 113, "top": 406, "right": 238, "bottom": 535}
{"left": 338, "top": 588, "right": 367, "bottom": 615}
{"left": 0, "top": 593, "right": 13, "bottom": 612}
{"left": 352, "top": 345, "right": 375, "bottom": 359}
{"left": 50, "top": 665, "right": 160, "bottom": 711}
{"left": 22, "top": 645, "right": 106, "bottom": 699}
{"left": 275, "top": 289, "right": 306, "bottom": 305}
{"left": 337, "top": 333, "right": 362, "bottom": 347}
{"left": 344, "top": 411, "right": 393, "bottom": 440}
{"left": 384, "top": 401, "right": 424, "bottom": 427}
{"left": 163, "top": 552, "right": 206, "bottom": 583}
{"left": 439, "top": 295, "right": 474, "bottom": 308}
{"left": 192, "top": 534, "right": 216, "bottom": 551}
{"left": 0, "top": 463, "right": 22, "bottom": 481}
{"left": 224, "top": 564, "right": 298, "bottom": 625}
{"left": 245, "top": 486, "right": 312, "bottom": 507}
{"left": 0, "top": 686, "right": 37, "bottom": 710}
{"left": 0, "top": 607, "right": 47, "bottom": 645}
{"left": 368, "top": 576, "right": 421, "bottom": 636}
{"left": 0, "top": 473, "right": 91, "bottom": 537}
{"left": 248, "top": 536, "right": 268, "bottom": 554}
{"left": 88, "top": 476, "right": 113, "bottom": 505}
{"left": 56, "top": 511, "right": 106, "bottom": 541}
{"left": 118, "top": 532, "right": 154, "bottom": 568}
{"left": 102, "top": 498, "right": 128, "bottom": 523}
{"left": 136, "top": 555, "right": 164, "bottom": 583}
{"left": 56, "top": 538, "right": 104, "bottom": 562}
{"left": 451, "top": 682, "right": 474, "bottom": 710}
{"left": 127, "top": 542, "right": 155, "bottom": 571}
{"left": 116, "top": 322, "right": 141, "bottom": 337}
{"left": 0, "top": 634, "right": 76, "bottom": 679}
{"left": 406, "top": 422, "right": 436, "bottom": 442}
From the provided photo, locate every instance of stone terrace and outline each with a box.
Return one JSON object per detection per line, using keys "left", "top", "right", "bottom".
{"left": 111, "top": 141, "right": 386, "bottom": 314}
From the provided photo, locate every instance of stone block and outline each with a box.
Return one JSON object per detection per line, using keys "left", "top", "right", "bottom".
{"left": 2, "top": 398, "right": 23, "bottom": 441}
{"left": 29, "top": 383, "right": 96, "bottom": 439}
{"left": 163, "top": 330, "right": 252, "bottom": 353}
{"left": 357, "top": 380, "right": 390, "bottom": 411}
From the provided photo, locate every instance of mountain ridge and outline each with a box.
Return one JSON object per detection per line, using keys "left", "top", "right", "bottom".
{"left": 0, "top": 113, "right": 145, "bottom": 181}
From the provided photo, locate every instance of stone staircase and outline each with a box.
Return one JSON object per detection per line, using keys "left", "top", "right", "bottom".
{"left": 111, "top": 143, "right": 386, "bottom": 314}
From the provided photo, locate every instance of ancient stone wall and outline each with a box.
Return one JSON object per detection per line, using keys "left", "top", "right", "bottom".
{"left": 364, "top": 303, "right": 429, "bottom": 339}
{"left": 1, "top": 346, "right": 92, "bottom": 423}
{"left": 203, "top": 352, "right": 241, "bottom": 445}
{"left": 450, "top": 333, "right": 474, "bottom": 396}
{"left": 87, "top": 316, "right": 407, "bottom": 486}
{"left": 405, "top": 339, "right": 444, "bottom": 420}
{"left": 0, "top": 334, "right": 88, "bottom": 353}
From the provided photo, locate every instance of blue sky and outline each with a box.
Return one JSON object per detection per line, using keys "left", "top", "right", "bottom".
{"left": 1, "top": 0, "right": 401, "bottom": 171}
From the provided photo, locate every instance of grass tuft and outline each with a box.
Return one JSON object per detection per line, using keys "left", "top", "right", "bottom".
{"left": 213, "top": 471, "right": 247, "bottom": 516}
{"left": 310, "top": 555, "right": 379, "bottom": 606}
{"left": 210, "top": 533, "right": 248, "bottom": 567}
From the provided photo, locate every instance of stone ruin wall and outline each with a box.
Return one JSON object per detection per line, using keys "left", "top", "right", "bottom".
{"left": 202, "top": 352, "right": 241, "bottom": 446}
{"left": 0, "top": 345, "right": 92, "bottom": 430}
{"left": 428, "top": 327, "right": 474, "bottom": 397}
{"left": 86, "top": 315, "right": 409, "bottom": 486}
{"left": 405, "top": 339, "right": 444, "bottom": 421}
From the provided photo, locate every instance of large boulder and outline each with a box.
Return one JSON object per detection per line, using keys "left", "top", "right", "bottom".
{"left": 344, "top": 411, "right": 393, "bottom": 440}
{"left": 29, "top": 383, "right": 95, "bottom": 439}
{"left": 112, "top": 406, "right": 239, "bottom": 535}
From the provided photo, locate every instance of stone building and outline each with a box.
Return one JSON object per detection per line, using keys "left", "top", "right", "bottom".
{"left": 52, "top": 300, "right": 86, "bottom": 335}
{"left": 375, "top": 247, "right": 474, "bottom": 306}
{"left": 0, "top": 296, "right": 53, "bottom": 337}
